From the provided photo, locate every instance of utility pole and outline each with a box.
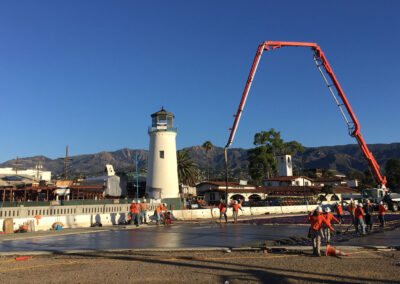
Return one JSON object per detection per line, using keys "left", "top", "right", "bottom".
{"left": 12, "top": 157, "right": 24, "bottom": 175}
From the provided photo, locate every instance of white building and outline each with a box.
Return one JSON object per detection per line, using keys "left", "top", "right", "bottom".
{"left": 0, "top": 167, "right": 51, "bottom": 181}
{"left": 146, "top": 107, "right": 180, "bottom": 199}
{"left": 264, "top": 176, "right": 314, "bottom": 187}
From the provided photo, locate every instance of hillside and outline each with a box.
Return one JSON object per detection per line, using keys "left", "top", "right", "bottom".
{"left": 1, "top": 143, "right": 400, "bottom": 177}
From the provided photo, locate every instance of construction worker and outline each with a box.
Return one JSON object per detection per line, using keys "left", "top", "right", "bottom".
{"left": 218, "top": 199, "right": 228, "bottom": 223}
{"left": 155, "top": 203, "right": 164, "bottom": 225}
{"left": 364, "top": 200, "right": 374, "bottom": 232}
{"left": 141, "top": 199, "right": 148, "bottom": 224}
{"left": 334, "top": 202, "right": 344, "bottom": 224}
{"left": 347, "top": 200, "right": 356, "bottom": 225}
{"left": 130, "top": 201, "right": 139, "bottom": 226}
{"left": 378, "top": 201, "right": 386, "bottom": 227}
{"left": 322, "top": 207, "right": 339, "bottom": 244}
{"left": 136, "top": 200, "right": 143, "bottom": 225}
{"left": 231, "top": 200, "right": 243, "bottom": 223}
{"left": 308, "top": 207, "right": 335, "bottom": 257}
{"left": 354, "top": 203, "right": 366, "bottom": 235}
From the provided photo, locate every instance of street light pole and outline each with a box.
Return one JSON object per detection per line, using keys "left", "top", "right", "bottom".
{"left": 224, "top": 147, "right": 229, "bottom": 203}
{"left": 136, "top": 152, "right": 139, "bottom": 202}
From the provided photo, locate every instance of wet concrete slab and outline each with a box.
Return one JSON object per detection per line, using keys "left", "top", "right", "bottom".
{"left": 340, "top": 227, "right": 400, "bottom": 247}
{"left": 0, "top": 224, "right": 308, "bottom": 252}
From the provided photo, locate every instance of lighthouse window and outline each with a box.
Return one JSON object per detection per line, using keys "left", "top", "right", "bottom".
{"left": 160, "top": 151, "right": 164, "bottom": 159}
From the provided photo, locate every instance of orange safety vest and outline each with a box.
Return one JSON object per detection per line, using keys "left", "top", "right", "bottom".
{"left": 218, "top": 203, "right": 227, "bottom": 213}
{"left": 156, "top": 205, "right": 165, "bottom": 214}
{"left": 323, "top": 212, "right": 339, "bottom": 226}
{"left": 308, "top": 214, "right": 334, "bottom": 231}
{"left": 143, "top": 203, "right": 148, "bottom": 210}
{"left": 130, "top": 203, "right": 138, "bottom": 214}
{"left": 355, "top": 207, "right": 364, "bottom": 219}
{"left": 335, "top": 204, "right": 343, "bottom": 215}
{"left": 379, "top": 205, "right": 386, "bottom": 215}
{"left": 232, "top": 204, "right": 241, "bottom": 212}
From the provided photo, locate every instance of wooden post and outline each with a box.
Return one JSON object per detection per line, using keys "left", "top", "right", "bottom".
{"left": 24, "top": 188, "right": 27, "bottom": 201}
{"left": 46, "top": 189, "right": 49, "bottom": 201}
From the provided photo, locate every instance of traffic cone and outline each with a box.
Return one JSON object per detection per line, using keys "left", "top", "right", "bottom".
{"left": 326, "top": 245, "right": 349, "bottom": 257}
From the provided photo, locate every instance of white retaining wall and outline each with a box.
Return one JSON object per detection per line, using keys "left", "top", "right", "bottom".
{"left": 0, "top": 204, "right": 320, "bottom": 232}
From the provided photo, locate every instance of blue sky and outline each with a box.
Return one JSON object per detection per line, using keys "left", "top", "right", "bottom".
{"left": 0, "top": 1, "right": 399, "bottom": 162}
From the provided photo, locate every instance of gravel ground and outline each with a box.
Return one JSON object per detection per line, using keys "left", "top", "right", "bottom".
{"left": 1, "top": 249, "right": 400, "bottom": 283}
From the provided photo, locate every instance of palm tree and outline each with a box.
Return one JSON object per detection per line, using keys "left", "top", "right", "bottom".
{"left": 202, "top": 141, "right": 214, "bottom": 181}
{"left": 177, "top": 150, "right": 199, "bottom": 186}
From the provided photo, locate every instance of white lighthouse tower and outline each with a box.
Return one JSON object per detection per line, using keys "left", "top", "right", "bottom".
{"left": 277, "top": 154, "right": 293, "bottom": 177}
{"left": 146, "top": 107, "right": 179, "bottom": 199}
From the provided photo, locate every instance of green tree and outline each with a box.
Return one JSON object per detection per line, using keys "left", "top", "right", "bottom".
{"left": 346, "top": 170, "right": 365, "bottom": 181}
{"left": 361, "top": 168, "right": 377, "bottom": 188}
{"left": 385, "top": 158, "right": 400, "bottom": 190}
{"left": 247, "top": 128, "right": 304, "bottom": 185}
{"left": 321, "top": 184, "right": 335, "bottom": 195}
{"left": 202, "top": 141, "right": 214, "bottom": 181}
{"left": 177, "top": 150, "right": 199, "bottom": 186}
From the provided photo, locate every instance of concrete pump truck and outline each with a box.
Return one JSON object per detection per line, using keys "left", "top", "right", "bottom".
{"left": 224, "top": 41, "right": 400, "bottom": 211}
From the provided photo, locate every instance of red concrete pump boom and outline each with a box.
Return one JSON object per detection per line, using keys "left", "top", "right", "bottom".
{"left": 225, "top": 41, "right": 387, "bottom": 189}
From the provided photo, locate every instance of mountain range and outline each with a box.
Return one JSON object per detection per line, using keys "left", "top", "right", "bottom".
{"left": 1, "top": 143, "right": 400, "bottom": 178}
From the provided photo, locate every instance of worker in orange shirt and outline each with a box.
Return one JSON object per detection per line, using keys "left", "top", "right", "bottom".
{"left": 334, "top": 202, "right": 344, "bottom": 224}
{"left": 155, "top": 203, "right": 164, "bottom": 225}
{"left": 130, "top": 201, "right": 139, "bottom": 226}
{"left": 378, "top": 201, "right": 386, "bottom": 227}
{"left": 322, "top": 207, "right": 339, "bottom": 244}
{"left": 231, "top": 200, "right": 243, "bottom": 223}
{"left": 308, "top": 207, "right": 335, "bottom": 256}
{"left": 347, "top": 201, "right": 356, "bottom": 225}
{"left": 218, "top": 199, "right": 228, "bottom": 223}
{"left": 354, "top": 203, "right": 366, "bottom": 235}
{"left": 141, "top": 199, "right": 149, "bottom": 224}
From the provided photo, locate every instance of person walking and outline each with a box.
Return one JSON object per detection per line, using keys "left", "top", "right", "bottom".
{"left": 141, "top": 199, "right": 148, "bottom": 224}
{"left": 348, "top": 201, "right": 356, "bottom": 225}
{"left": 378, "top": 201, "right": 386, "bottom": 227}
{"left": 231, "top": 200, "right": 243, "bottom": 223}
{"left": 334, "top": 202, "right": 344, "bottom": 224}
{"left": 218, "top": 199, "right": 228, "bottom": 223}
{"left": 322, "top": 207, "right": 339, "bottom": 244}
{"left": 129, "top": 201, "right": 136, "bottom": 225}
{"left": 308, "top": 207, "right": 335, "bottom": 257}
{"left": 364, "top": 200, "right": 374, "bottom": 232}
{"left": 354, "top": 203, "right": 366, "bottom": 235}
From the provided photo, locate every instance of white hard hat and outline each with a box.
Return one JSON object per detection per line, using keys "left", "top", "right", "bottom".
{"left": 324, "top": 207, "right": 331, "bottom": 213}
{"left": 316, "top": 206, "right": 323, "bottom": 212}
{"left": 357, "top": 203, "right": 362, "bottom": 207}
{"left": 137, "top": 200, "right": 141, "bottom": 204}
{"left": 380, "top": 201, "right": 383, "bottom": 205}
{"left": 143, "top": 199, "right": 146, "bottom": 202}
{"left": 164, "top": 203, "right": 167, "bottom": 206}
{"left": 235, "top": 200, "right": 238, "bottom": 204}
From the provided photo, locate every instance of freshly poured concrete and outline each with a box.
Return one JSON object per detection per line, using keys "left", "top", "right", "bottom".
{"left": 0, "top": 224, "right": 308, "bottom": 252}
